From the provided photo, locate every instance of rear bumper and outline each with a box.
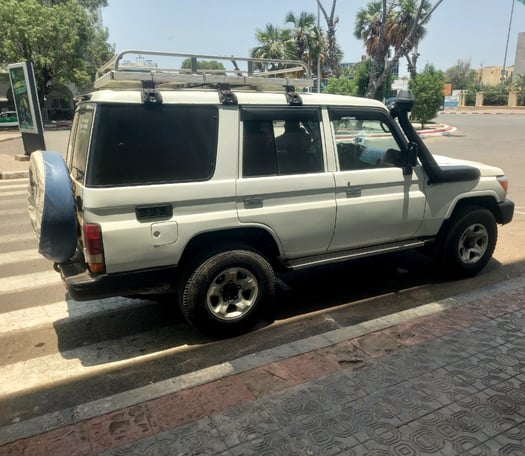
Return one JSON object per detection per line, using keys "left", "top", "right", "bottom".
{"left": 497, "top": 199, "right": 514, "bottom": 225}
{"left": 57, "top": 261, "right": 177, "bottom": 301}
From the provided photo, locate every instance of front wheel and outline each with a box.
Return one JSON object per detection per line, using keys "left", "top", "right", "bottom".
{"left": 441, "top": 206, "right": 497, "bottom": 278}
{"left": 180, "top": 249, "right": 275, "bottom": 337}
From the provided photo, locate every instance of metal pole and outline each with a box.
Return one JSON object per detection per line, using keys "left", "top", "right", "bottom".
{"left": 317, "top": 3, "right": 321, "bottom": 93}
{"left": 502, "top": 0, "right": 515, "bottom": 83}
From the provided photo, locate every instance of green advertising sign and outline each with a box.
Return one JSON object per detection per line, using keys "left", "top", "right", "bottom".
{"left": 7, "top": 61, "right": 46, "bottom": 153}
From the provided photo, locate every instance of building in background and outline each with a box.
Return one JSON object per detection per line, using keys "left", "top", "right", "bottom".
{"left": 513, "top": 32, "right": 525, "bottom": 81}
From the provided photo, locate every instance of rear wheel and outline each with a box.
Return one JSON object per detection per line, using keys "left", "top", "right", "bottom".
{"left": 180, "top": 248, "right": 275, "bottom": 337}
{"left": 441, "top": 206, "right": 497, "bottom": 278}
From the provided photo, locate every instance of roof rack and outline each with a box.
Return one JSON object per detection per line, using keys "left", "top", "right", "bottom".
{"left": 94, "top": 50, "right": 313, "bottom": 91}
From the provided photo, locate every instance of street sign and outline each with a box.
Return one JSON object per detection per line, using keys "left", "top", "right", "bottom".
{"left": 7, "top": 61, "right": 46, "bottom": 155}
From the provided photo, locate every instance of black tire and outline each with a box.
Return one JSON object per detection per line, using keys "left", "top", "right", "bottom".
{"left": 180, "top": 248, "right": 275, "bottom": 337}
{"left": 440, "top": 206, "right": 497, "bottom": 278}
{"left": 28, "top": 151, "right": 77, "bottom": 263}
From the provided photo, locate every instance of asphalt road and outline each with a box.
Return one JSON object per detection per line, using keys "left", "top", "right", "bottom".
{"left": 1, "top": 113, "right": 524, "bottom": 427}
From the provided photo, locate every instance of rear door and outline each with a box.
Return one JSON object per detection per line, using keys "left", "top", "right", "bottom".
{"left": 236, "top": 107, "right": 336, "bottom": 257}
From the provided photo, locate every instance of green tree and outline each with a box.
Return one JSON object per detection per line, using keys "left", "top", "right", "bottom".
{"left": 445, "top": 59, "right": 478, "bottom": 90}
{"left": 409, "top": 64, "right": 445, "bottom": 128}
{"left": 181, "top": 59, "right": 226, "bottom": 72}
{"left": 317, "top": 0, "right": 342, "bottom": 77}
{"left": 323, "top": 77, "right": 357, "bottom": 95}
{"left": 251, "top": 23, "right": 296, "bottom": 70}
{"left": 0, "top": 0, "right": 113, "bottom": 101}
{"left": 354, "top": 0, "right": 442, "bottom": 98}
{"left": 285, "top": 11, "right": 317, "bottom": 64}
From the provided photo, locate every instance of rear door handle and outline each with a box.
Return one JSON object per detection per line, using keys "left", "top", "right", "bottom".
{"left": 346, "top": 182, "right": 362, "bottom": 198}
{"left": 244, "top": 197, "right": 263, "bottom": 208}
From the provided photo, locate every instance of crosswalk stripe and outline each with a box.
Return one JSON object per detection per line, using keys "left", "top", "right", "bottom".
{"left": 1, "top": 219, "right": 32, "bottom": 230}
{"left": 0, "top": 190, "right": 26, "bottom": 198}
{"left": 0, "top": 329, "right": 190, "bottom": 399}
{"left": 0, "top": 231, "right": 36, "bottom": 245}
{"left": 0, "top": 208, "right": 27, "bottom": 217}
{"left": 0, "top": 179, "right": 27, "bottom": 186}
{"left": 0, "top": 181, "right": 27, "bottom": 187}
{"left": 0, "top": 270, "right": 61, "bottom": 294}
{"left": 0, "top": 296, "right": 150, "bottom": 334}
{"left": 0, "top": 248, "right": 40, "bottom": 266}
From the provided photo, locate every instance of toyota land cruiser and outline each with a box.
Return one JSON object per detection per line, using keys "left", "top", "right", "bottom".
{"left": 28, "top": 50, "right": 514, "bottom": 336}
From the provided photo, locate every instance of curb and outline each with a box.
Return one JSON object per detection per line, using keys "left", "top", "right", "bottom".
{"left": 417, "top": 123, "right": 456, "bottom": 138}
{"left": 2, "top": 275, "right": 524, "bottom": 445}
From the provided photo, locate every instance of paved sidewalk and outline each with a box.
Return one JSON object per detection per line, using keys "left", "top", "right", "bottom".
{"left": 1, "top": 276, "right": 525, "bottom": 455}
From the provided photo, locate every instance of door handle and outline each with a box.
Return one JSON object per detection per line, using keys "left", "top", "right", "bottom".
{"left": 346, "top": 187, "right": 362, "bottom": 198}
{"left": 244, "top": 197, "right": 263, "bottom": 208}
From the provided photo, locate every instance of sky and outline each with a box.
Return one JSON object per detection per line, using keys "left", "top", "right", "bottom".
{"left": 101, "top": 0, "right": 525, "bottom": 77}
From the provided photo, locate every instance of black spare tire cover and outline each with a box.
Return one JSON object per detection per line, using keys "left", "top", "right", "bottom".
{"left": 28, "top": 151, "right": 77, "bottom": 263}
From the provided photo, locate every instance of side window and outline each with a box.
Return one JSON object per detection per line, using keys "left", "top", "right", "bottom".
{"left": 242, "top": 108, "right": 324, "bottom": 177}
{"left": 69, "top": 103, "right": 95, "bottom": 183}
{"left": 331, "top": 112, "right": 403, "bottom": 171}
{"left": 87, "top": 104, "right": 218, "bottom": 187}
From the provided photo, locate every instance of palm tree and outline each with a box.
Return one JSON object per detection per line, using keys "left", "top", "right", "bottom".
{"left": 285, "top": 11, "right": 316, "bottom": 62}
{"left": 285, "top": 11, "right": 326, "bottom": 77}
{"left": 317, "top": 0, "right": 341, "bottom": 77}
{"left": 251, "top": 24, "right": 296, "bottom": 72}
{"left": 394, "top": 0, "right": 431, "bottom": 79}
{"left": 354, "top": 0, "right": 430, "bottom": 79}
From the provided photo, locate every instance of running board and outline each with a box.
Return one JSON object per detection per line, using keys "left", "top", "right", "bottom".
{"left": 285, "top": 239, "right": 429, "bottom": 270}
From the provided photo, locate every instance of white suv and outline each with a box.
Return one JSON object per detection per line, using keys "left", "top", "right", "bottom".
{"left": 28, "top": 50, "right": 514, "bottom": 336}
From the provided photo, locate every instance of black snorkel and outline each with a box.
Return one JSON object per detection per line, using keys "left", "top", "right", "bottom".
{"left": 389, "top": 89, "right": 480, "bottom": 184}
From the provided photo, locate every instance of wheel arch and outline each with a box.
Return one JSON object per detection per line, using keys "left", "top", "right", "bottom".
{"left": 445, "top": 195, "right": 501, "bottom": 225}
{"left": 178, "top": 227, "right": 282, "bottom": 272}
{"left": 436, "top": 196, "right": 498, "bottom": 252}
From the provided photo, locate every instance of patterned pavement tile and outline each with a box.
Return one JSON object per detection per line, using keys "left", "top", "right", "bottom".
{"left": 347, "top": 360, "right": 404, "bottom": 393}
{"left": 304, "top": 370, "right": 368, "bottom": 409}
{"left": 378, "top": 347, "right": 442, "bottom": 379}
{"left": 100, "top": 419, "right": 228, "bottom": 456}
{"left": 409, "top": 337, "right": 467, "bottom": 367}
{"left": 217, "top": 431, "right": 303, "bottom": 456}
{"left": 258, "top": 384, "right": 328, "bottom": 428}
{"left": 210, "top": 402, "right": 280, "bottom": 448}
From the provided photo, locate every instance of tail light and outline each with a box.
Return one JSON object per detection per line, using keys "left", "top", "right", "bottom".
{"left": 83, "top": 223, "right": 105, "bottom": 273}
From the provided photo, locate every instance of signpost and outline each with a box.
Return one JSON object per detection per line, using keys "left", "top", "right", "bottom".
{"left": 7, "top": 61, "right": 46, "bottom": 157}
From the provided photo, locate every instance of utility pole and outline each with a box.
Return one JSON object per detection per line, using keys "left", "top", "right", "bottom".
{"left": 502, "top": 0, "right": 516, "bottom": 83}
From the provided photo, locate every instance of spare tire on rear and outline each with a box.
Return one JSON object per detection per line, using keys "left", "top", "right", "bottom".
{"left": 28, "top": 150, "right": 77, "bottom": 263}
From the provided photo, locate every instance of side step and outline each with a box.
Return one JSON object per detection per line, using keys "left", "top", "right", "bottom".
{"left": 286, "top": 239, "right": 429, "bottom": 270}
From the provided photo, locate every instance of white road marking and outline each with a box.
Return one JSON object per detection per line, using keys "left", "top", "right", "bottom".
{"left": 0, "top": 270, "right": 61, "bottom": 294}
{"left": 0, "top": 296, "right": 151, "bottom": 334}
{"left": 0, "top": 231, "right": 36, "bottom": 245}
{"left": 0, "top": 190, "right": 26, "bottom": 198}
{"left": 0, "top": 208, "right": 28, "bottom": 217}
{"left": 0, "top": 329, "right": 190, "bottom": 398}
{"left": 0, "top": 248, "right": 41, "bottom": 266}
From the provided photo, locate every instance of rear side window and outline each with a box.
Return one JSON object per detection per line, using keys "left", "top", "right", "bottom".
{"left": 68, "top": 103, "right": 95, "bottom": 183}
{"left": 87, "top": 104, "right": 218, "bottom": 186}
